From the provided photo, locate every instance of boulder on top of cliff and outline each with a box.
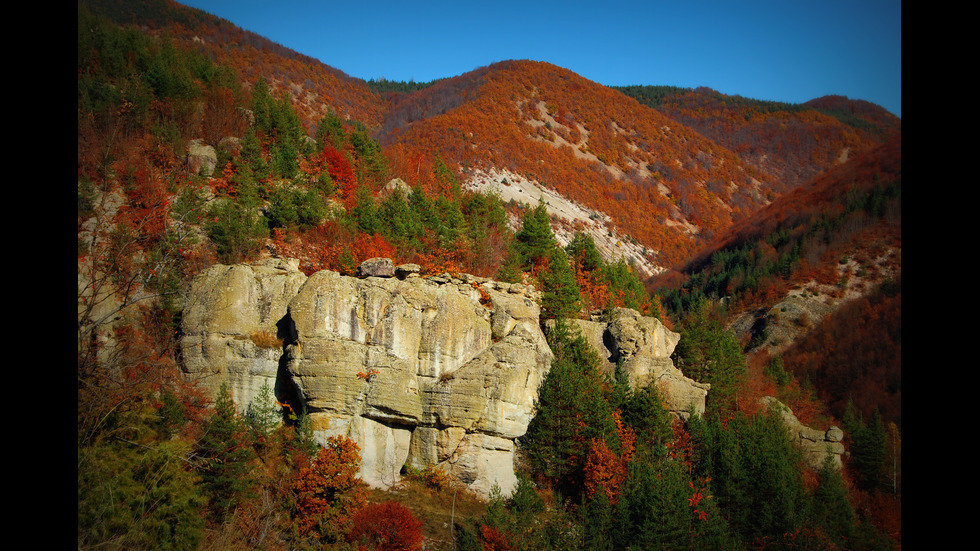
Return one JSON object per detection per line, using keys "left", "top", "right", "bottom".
{"left": 356, "top": 257, "right": 395, "bottom": 278}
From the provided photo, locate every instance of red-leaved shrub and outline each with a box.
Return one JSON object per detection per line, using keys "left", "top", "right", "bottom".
{"left": 347, "top": 501, "right": 423, "bottom": 551}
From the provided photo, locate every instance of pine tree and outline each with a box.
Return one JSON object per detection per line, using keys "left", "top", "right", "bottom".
{"left": 316, "top": 110, "right": 346, "bottom": 149}
{"left": 813, "top": 455, "right": 856, "bottom": 546}
{"left": 620, "top": 378, "right": 673, "bottom": 451}
{"left": 251, "top": 77, "right": 274, "bottom": 136}
{"left": 583, "top": 485, "right": 615, "bottom": 551}
{"left": 673, "top": 300, "right": 746, "bottom": 414}
{"left": 245, "top": 380, "right": 281, "bottom": 457}
{"left": 539, "top": 248, "right": 582, "bottom": 319}
{"left": 196, "top": 383, "right": 256, "bottom": 520}
{"left": 566, "top": 232, "right": 602, "bottom": 272}
{"left": 78, "top": 440, "right": 206, "bottom": 549}
{"left": 614, "top": 451, "right": 690, "bottom": 550}
{"left": 513, "top": 201, "right": 556, "bottom": 269}
{"left": 851, "top": 408, "right": 887, "bottom": 492}
{"left": 350, "top": 184, "right": 381, "bottom": 235}
{"left": 739, "top": 409, "right": 807, "bottom": 542}
{"left": 379, "top": 189, "right": 423, "bottom": 249}
{"left": 521, "top": 320, "right": 615, "bottom": 495}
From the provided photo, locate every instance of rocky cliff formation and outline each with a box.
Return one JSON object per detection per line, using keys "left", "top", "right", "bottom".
{"left": 180, "top": 257, "right": 307, "bottom": 407}
{"left": 179, "top": 258, "right": 840, "bottom": 496}
{"left": 181, "top": 258, "right": 553, "bottom": 496}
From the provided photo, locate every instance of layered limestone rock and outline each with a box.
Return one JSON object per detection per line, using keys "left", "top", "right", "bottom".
{"left": 285, "top": 268, "right": 552, "bottom": 496}
{"left": 563, "top": 308, "right": 709, "bottom": 419}
{"left": 181, "top": 258, "right": 711, "bottom": 496}
{"left": 761, "top": 396, "right": 845, "bottom": 470}
{"left": 181, "top": 258, "right": 552, "bottom": 497}
{"left": 180, "top": 258, "right": 307, "bottom": 409}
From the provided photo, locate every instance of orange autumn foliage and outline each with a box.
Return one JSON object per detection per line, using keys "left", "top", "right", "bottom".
{"left": 382, "top": 60, "right": 778, "bottom": 267}
{"left": 583, "top": 412, "right": 635, "bottom": 505}
{"left": 271, "top": 223, "right": 398, "bottom": 276}
{"left": 583, "top": 438, "right": 627, "bottom": 505}
{"left": 291, "top": 435, "right": 367, "bottom": 541}
{"left": 479, "top": 525, "right": 515, "bottom": 551}
{"left": 320, "top": 146, "right": 359, "bottom": 208}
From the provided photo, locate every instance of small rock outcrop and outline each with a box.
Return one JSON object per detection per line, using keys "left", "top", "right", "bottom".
{"left": 562, "top": 309, "right": 709, "bottom": 419}
{"left": 380, "top": 177, "right": 412, "bottom": 199}
{"left": 761, "top": 396, "right": 845, "bottom": 470}
{"left": 186, "top": 139, "right": 217, "bottom": 177}
{"left": 356, "top": 257, "right": 395, "bottom": 278}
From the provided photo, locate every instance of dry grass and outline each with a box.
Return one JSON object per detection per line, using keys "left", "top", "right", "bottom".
{"left": 250, "top": 330, "right": 284, "bottom": 349}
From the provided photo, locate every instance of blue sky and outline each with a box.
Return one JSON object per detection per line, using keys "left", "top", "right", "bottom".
{"left": 180, "top": 0, "right": 901, "bottom": 118}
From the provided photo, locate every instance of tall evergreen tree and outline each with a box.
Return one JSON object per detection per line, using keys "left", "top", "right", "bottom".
{"left": 521, "top": 320, "right": 615, "bottom": 496}
{"left": 250, "top": 77, "right": 274, "bottom": 136}
{"left": 539, "top": 248, "right": 582, "bottom": 319}
{"left": 582, "top": 485, "right": 615, "bottom": 551}
{"left": 851, "top": 408, "right": 888, "bottom": 492}
{"left": 566, "top": 232, "right": 603, "bottom": 272}
{"left": 316, "top": 110, "right": 346, "bottom": 149}
{"left": 673, "top": 300, "right": 746, "bottom": 414}
{"left": 513, "top": 201, "right": 556, "bottom": 269}
{"left": 350, "top": 184, "right": 382, "bottom": 235}
{"left": 738, "top": 409, "right": 808, "bottom": 542}
{"left": 812, "top": 456, "right": 856, "bottom": 547}
{"left": 195, "top": 384, "right": 256, "bottom": 520}
{"left": 613, "top": 451, "right": 690, "bottom": 550}
{"left": 619, "top": 376, "right": 673, "bottom": 451}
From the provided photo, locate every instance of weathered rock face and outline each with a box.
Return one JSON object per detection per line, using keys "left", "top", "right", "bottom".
{"left": 285, "top": 269, "right": 552, "bottom": 496}
{"left": 181, "top": 258, "right": 552, "bottom": 497}
{"left": 180, "top": 258, "right": 307, "bottom": 408}
{"left": 563, "top": 308, "right": 709, "bottom": 419}
{"left": 180, "top": 258, "right": 712, "bottom": 496}
{"left": 761, "top": 396, "right": 845, "bottom": 470}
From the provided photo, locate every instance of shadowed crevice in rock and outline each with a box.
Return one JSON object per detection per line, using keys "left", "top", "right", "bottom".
{"left": 602, "top": 326, "right": 620, "bottom": 365}
{"left": 274, "top": 313, "right": 305, "bottom": 421}
{"left": 277, "top": 311, "right": 298, "bottom": 345}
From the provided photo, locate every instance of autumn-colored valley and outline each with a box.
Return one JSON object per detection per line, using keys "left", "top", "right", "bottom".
{"left": 78, "top": 1, "right": 901, "bottom": 549}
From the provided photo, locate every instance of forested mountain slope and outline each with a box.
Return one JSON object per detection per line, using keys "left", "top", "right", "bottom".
{"left": 377, "top": 60, "right": 780, "bottom": 268}
{"left": 617, "top": 85, "right": 900, "bottom": 193}
{"left": 85, "top": 0, "right": 387, "bottom": 128}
